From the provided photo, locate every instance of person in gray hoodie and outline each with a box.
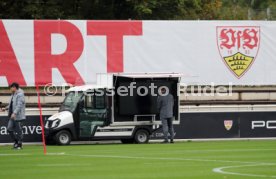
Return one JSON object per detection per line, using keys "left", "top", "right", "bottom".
{"left": 1, "top": 82, "right": 26, "bottom": 149}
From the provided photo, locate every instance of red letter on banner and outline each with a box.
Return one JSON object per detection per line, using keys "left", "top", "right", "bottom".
{"left": 0, "top": 20, "right": 27, "bottom": 86}
{"left": 87, "top": 21, "right": 142, "bottom": 72}
{"left": 34, "top": 20, "right": 84, "bottom": 85}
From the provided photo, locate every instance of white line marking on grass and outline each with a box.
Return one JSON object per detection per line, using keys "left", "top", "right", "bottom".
{"left": 174, "top": 148, "right": 276, "bottom": 153}
{"left": 213, "top": 164, "right": 276, "bottom": 178}
{"left": 65, "top": 153, "right": 276, "bottom": 177}
{"left": 36, "top": 163, "right": 90, "bottom": 167}
{"left": 64, "top": 153, "right": 276, "bottom": 165}
{"left": 140, "top": 149, "right": 276, "bottom": 155}
{"left": 46, "top": 152, "right": 65, "bottom": 155}
{"left": 0, "top": 153, "right": 30, "bottom": 156}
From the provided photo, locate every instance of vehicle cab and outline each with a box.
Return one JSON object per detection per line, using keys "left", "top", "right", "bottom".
{"left": 45, "top": 85, "right": 111, "bottom": 145}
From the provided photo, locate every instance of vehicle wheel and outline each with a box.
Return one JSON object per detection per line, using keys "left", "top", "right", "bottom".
{"left": 54, "top": 130, "right": 71, "bottom": 145}
{"left": 134, "top": 129, "right": 149, "bottom": 144}
{"left": 121, "top": 139, "right": 134, "bottom": 144}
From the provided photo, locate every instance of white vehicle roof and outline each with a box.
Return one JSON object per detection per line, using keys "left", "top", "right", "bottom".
{"left": 67, "top": 73, "right": 182, "bottom": 92}
{"left": 114, "top": 73, "right": 183, "bottom": 78}
{"left": 67, "top": 85, "right": 108, "bottom": 92}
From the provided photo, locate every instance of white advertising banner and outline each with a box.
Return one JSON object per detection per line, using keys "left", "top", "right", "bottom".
{"left": 0, "top": 20, "right": 275, "bottom": 86}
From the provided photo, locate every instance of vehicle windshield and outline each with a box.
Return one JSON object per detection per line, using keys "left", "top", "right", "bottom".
{"left": 59, "top": 91, "right": 83, "bottom": 112}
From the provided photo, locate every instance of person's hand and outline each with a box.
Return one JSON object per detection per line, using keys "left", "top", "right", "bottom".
{"left": 11, "top": 113, "right": 16, "bottom": 119}
{"left": 0, "top": 108, "right": 5, "bottom": 112}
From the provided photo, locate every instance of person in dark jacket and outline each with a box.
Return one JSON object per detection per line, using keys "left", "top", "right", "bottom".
{"left": 1, "top": 82, "right": 26, "bottom": 149}
{"left": 157, "top": 87, "right": 175, "bottom": 143}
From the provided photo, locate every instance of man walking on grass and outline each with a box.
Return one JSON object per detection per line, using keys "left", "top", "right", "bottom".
{"left": 157, "top": 87, "right": 175, "bottom": 143}
{"left": 1, "top": 82, "right": 26, "bottom": 149}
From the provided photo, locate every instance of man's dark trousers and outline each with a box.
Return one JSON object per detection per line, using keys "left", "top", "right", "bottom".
{"left": 161, "top": 117, "right": 174, "bottom": 142}
{"left": 7, "top": 119, "right": 23, "bottom": 145}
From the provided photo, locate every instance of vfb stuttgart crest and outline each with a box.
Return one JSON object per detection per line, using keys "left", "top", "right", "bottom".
{"left": 217, "top": 26, "right": 260, "bottom": 78}
{"left": 224, "top": 120, "right": 233, "bottom": 131}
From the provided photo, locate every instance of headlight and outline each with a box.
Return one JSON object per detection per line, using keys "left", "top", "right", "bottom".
{"left": 45, "top": 119, "right": 61, "bottom": 128}
{"left": 52, "top": 119, "right": 61, "bottom": 128}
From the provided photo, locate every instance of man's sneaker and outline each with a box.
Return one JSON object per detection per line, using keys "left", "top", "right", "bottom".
{"left": 15, "top": 146, "right": 22, "bottom": 150}
{"left": 12, "top": 143, "right": 18, "bottom": 149}
{"left": 161, "top": 140, "right": 169, "bottom": 144}
{"left": 170, "top": 140, "right": 174, "bottom": 143}
{"left": 15, "top": 144, "right": 23, "bottom": 150}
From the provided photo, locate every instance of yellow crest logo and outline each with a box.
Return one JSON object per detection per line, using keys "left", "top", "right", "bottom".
{"left": 223, "top": 52, "right": 254, "bottom": 77}
{"left": 217, "top": 26, "right": 260, "bottom": 78}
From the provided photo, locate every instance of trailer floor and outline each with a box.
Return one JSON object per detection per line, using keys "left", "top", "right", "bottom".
{"left": 0, "top": 140, "right": 276, "bottom": 179}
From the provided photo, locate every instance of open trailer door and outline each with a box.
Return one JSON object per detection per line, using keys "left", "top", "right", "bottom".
{"left": 111, "top": 73, "right": 181, "bottom": 126}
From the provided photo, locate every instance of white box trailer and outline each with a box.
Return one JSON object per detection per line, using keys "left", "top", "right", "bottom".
{"left": 45, "top": 73, "right": 181, "bottom": 145}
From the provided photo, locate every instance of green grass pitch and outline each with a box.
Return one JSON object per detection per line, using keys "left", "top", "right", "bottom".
{"left": 0, "top": 140, "right": 276, "bottom": 179}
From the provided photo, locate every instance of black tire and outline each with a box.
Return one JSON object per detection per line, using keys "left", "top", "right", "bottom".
{"left": 134, "top": 129, "right": 149, "bottom": 144}
{"left": 54, "top": 130, "right": 72, "bottom": 145}
{"left": 121, "top": 138, "right": 134, "bottom": 144}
